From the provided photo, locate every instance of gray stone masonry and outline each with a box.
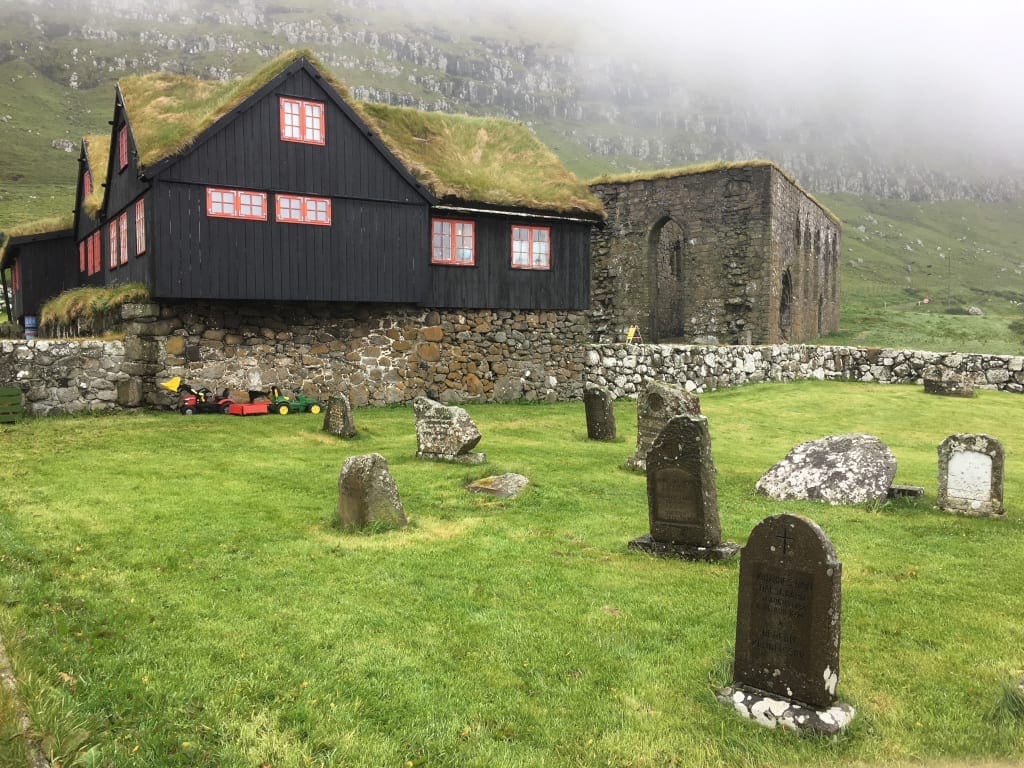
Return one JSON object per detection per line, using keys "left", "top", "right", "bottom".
{"left": 0, "top": 339, "right": 127, "bottom": 415}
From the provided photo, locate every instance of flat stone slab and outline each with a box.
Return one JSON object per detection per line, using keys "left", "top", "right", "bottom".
{"left": 628, "top": 534, "right": 739, "bottom": 562}
{"left": 467, "top": 473, "right": 529, "bottom": 498}
{"left": 887, "top": 484, "right": 925, "bottom": 499}
{"left": 716, "top": 685, "right": 855, "bottom": 736}
{"left": 756, "top": 433, "right": 897, "bottom": 505}
{"left": 420, "top": 451, "right": 486, "bottom": 465}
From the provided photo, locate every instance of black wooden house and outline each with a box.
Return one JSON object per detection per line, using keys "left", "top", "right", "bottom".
{"left": 0, "top": 223, "right": 76, "bottom": 324}
{"left": 78, "top": 50, "right": 602, "bottom": 312}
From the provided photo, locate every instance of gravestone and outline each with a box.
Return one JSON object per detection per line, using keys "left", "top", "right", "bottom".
{"left": 756, "top": 434, "right": 897, "bottom": 505}
{"left": 413, "top": 396, "right": 485, "bottom": 464}
{"left": 937, "top": 434, "right": 1005, "bottom": 517}
{"left": 717, "top": 514, "right": 855, "bottom": 734}
{"left": 322, "top": 393, "right": 357, "bottom": 438}
{"left": 923, "top": 366, "right": 974, "bottom": 398}
{"left": 467, "top": 473, "right": 530, "bottom": 499}
{"left": 583, "top": 385, "right": 617, "bottom": 441}
{"left": 625, "top": 380, "right": 701, "bottom": 471}
{"left": 629, "top": 415, "right": 738, "bottom": 561}
{"left": 337, "top": 453, "right": 407, "bottom": 531}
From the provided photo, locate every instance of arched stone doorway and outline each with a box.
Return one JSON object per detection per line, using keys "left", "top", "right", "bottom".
{"left": 648, "top": 217, "right": 687, "bottom": 341}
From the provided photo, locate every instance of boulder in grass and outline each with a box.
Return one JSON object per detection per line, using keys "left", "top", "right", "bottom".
{"left": 467, "top": 473, "right": 529, "bottom": 499}
{"left": 413, "top": 396, "right": 485, "bottom": 464}
{"left": 337, "top": 453, "right": 407, "bottom": 531}
{"left": 756, "top": 434, "right": 897, "bottom": 505}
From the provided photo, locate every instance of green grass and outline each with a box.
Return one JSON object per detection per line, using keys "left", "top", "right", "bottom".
{"left": 1, "top": 383, "right": 1022, "bottom": 767}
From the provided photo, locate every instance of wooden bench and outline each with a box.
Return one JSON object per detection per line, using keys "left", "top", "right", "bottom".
{"left": 0, "top": 386, "right": 24, "bottom": 423}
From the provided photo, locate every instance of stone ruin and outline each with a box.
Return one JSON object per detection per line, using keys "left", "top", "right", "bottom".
{"left": 413, "top": 396, "right": 485, "bottom": 464}
{"left": 937, "top": 433, "right": 1004, "bottom": 517}
{"left": 629, "top": 415, "right": 738, "bottom": 561}
{"left": 756, "top": 434, "right": 897, "bottom": 506}
{"left": 337, "top": 453, "right": 407, "bottom": 531}
{"left": 717, "top": 514, "right": 855, "bottom": 735}
{"left": 625, "top": 380, "right": 701, "bottom": 472}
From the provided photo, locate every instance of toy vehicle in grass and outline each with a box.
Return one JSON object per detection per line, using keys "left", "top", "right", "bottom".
{"left": 265, "top": 385, "right": 323, "bottom": 415}
{"left": 160, "top": 376, "right": 234, "bottom": 415}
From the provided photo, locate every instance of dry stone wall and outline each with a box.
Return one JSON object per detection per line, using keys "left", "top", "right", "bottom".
{"left": 0, "top": 339, "right": 127, "bottom": 415}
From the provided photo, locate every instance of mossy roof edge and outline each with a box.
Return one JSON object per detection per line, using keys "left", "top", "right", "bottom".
{"left": 0, "top": 214, "right": 75, "bottom": 268}
{"left": 588, "top": 159, "right": 839, "bottom": 225}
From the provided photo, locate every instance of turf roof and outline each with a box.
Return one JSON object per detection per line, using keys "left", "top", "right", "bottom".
{"left": 82, "top": 133, "right": 110, "bottom": 218}
{"left": 117, "top": 49, "right": 602, "bottom": 217}
{"left": 0, "top": 214, "right": 75, "bottom": 268}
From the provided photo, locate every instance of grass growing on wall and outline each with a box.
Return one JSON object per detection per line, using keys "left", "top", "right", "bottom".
{"left": 0, "top": 382, "right": 1022, "bottom": 767}
{"left": 39, "top": 283, "right": 150, "bottom": 337}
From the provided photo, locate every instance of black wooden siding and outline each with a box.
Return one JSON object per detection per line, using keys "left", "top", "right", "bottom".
{"left": 9, "top": 233, "right": 77, "bottom": 320}
{"left": 104, "top": 194, "right": 152, "bottom": 288}
{"left": 426, "top": 215, "right": 591, "bottom": 310}
{"left": 151, "top": 182, "right": 427, "bottom": 302}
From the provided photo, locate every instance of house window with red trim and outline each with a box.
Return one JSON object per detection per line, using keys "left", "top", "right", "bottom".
{"left": 511, "top": 225, "right": 551, "bottom": 270}
{"left": 280, "top": 98, "right": 325, "bottom": 145}
{"left": 119, "top": 213, "right": 129, "bottom": 265}
{"left": 135, "top": 200, "right": 146, "bottom": 255}
{"left": 79, "top": 240, "right": 87, "bottom": 273}
{"left": 276, "top": 194, "right": 331, "bottom": 226}
{"left": 89, "top": 232, "right": 101, "bottom": 275}
{"left": 118, "top": 126, "right": 129, "bottom": 171}
{"left": 206, "top": 188, "right": 268, "bottom": 221}
{"left": 83, "top": 170, "right": 93, "bottom": 199}
{"left": 109, "top": 221, "right": 119, "bottom": 269}
{"left": 431, "top": 219, "right": 475, "bottom": 266}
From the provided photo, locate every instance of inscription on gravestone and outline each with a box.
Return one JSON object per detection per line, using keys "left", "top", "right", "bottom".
{"left": 937, "top": 433, "right": 1004, "bottom": 517}
{"left": 652, "top": 467, "right": 699, "bottom": 524}
{"left": 947, "top": 452, "right": 992, "bottom": 502}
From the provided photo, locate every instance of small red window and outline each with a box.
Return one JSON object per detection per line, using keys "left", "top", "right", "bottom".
{"left": 11, "top": 260, "right": 20, "bottom": 292}
{"left": 206, "top": 188, "right": 268, "bottom": 221}
{"left": 135, "top": 199, "right": 146, "bottom": 255}
{"left": 431, "top": 219, "right": 475, "bottom": 266}
{"left": 90, "top": 232, "right": 101, "bottom": 275}
{"left": 119, "top": 213, "right": 129, "bottom": 265}
{"left": 276, "top": 194, "right": 331, "bottom": 226}
{"left": 109, "top": 221, "right": 119, "bottom": 270}
{"left": 79, "top": 240, "right": 87, "bottom": 273}
{"left": 83, "top": 170, "right": 93, "bottom": 199}
{"left": 511, "top": 225, "right": 551, "bottom": 270}
{"left": 280, "top": 98, "right": 325, "bottom": 145}
{"left": 118, "top": 125, "right": 129, "bottom": 170}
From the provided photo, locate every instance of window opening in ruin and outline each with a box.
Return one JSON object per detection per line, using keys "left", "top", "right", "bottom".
{"left": 779, "top": 269, "right": 793, "bottom": 341}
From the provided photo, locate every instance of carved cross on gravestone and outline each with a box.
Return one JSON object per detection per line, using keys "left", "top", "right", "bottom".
{"left": 628, "top": 415, "right": 738, "bottom": 561}
{"left": 717, "top": 514, "right": 855, "bottom": 734}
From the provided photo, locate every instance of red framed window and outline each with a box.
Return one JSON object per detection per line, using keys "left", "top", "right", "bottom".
{"left": 11, "top": 261, "right": 19, "bottom": 292}
{"left": 79, "top": 240, "right": 87, "bottom": 273}
{"left": 431, "top": 219, "right": 475, "bottom": 266}
{"left": 119, "top": 213, "right": 129, "bottom": 265}
{"left": 135, "top": 199, "right": 146, "bottom": 255}
{"left": 280, "top": 98, "right": 325, "bottom": 145}
{"left": 206, "top": 188, "right": 268, "bottom": 221}
{"left": 511, "top": 225, "right": 551, "bottom": 270}
{"left": 83, "top": 170, "right": 93, "bottom": 199}
{"left": 118, "top": 126, "right": 129, "bottom": 170}
{"left": 90, "top": 232, "right": 101, "bottom": 275}
{"left": 276, "top": 194, "right": 331, "bottom": 226}
{"left": 109, "top": 221, "right": 119, "bottom": 270}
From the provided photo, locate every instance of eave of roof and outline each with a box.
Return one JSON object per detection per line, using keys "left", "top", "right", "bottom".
{"left": 0, "top": 216, "right": 75, "bottom": 268}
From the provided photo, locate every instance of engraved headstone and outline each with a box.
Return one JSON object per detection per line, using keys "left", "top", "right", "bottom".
{"left": 322, "top": 393, "right": 357, "bottom": 438}
{"left": 937, "top": 434, "right": 1004, "bottom": 517}
{"left": 625, "top": 380, "right": 701, "bottom": 472}
{"left": 584, "top": 385, "right": 616, "bottom": 441}
{"left": 629, "top": 415, "right": 738, "bottom": 561}
{"left": 413, "top": 396, "right": 485, "bottom": 464}
{"left": 337, "top": 453, "right": 407, "bottom": 531}
{"left": 717, "top": 514, "right": 855, "bottom": 734}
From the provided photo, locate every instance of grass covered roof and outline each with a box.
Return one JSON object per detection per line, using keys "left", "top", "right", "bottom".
{"left": 117, "top": 49, "right": 602, "bottom": 217}
{"left": 82, "top": 133, "right": 110, "bottom": 217}
{"left": 0, "top": 213, "right": 74, "bottom": 268}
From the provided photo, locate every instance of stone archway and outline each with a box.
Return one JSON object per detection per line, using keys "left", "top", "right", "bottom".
{"left": 648, "top": 217, "right": 687, "bottom": 341}
{"left": 779, "top": 268, "right": 794, "bottom": 341}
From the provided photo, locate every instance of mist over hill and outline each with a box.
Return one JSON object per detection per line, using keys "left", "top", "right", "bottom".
{"left": 1, "top": 0, "right": 1023, "bottom": 202}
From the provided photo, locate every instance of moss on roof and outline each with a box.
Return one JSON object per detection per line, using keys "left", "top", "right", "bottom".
{"left": 117, "top": 49, "right": 602, "bottom": 217}
{"left": 589, "top": 159, "right": 839, "bottom": 225}
{"left": 0, "top": 214, "right": 75, "bottom": 268}
{"left": 82, "top": 133, "right": 110, "bottom": 218}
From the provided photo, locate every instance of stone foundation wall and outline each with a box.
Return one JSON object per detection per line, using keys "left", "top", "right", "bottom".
{"left": 584, "top": 344, "right": 1024, "bottom": 396}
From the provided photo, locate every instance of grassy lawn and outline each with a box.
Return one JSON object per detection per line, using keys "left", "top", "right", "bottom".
{"left": 1, "top": 382, "right": 1023, "bottom": 767}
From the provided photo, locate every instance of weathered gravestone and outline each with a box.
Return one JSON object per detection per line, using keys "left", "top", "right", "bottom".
{"left": 937, "top": 433, "right": 1005, "bottom": 517}
{"left": 413, "top": 396, "right": 485, "bottom": 464}
{"left": 467, "top": 473, "right": 530, "bottom": 499}
{"left": 322, "top": 393, "right": 357, "bottom": 438}
{"left": 629, "top": 415, "right": 739, "bottom": 561}
{"left": 583, "top": 384, "right": 616, "bottom": 441}
{"left": 625, "top": 380, "right": 701, "bottom": 472}
{"left": 337, "top": 453, "right": 407, "bottom": 531}
{"left": 717, "top": 514, "right": 855, "bottom": 734}
{"left": 923, "top": 366, "right": 974, "bottom": 398}
{"left": 756, "top": 434, "right": 897, "bottom": 505}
